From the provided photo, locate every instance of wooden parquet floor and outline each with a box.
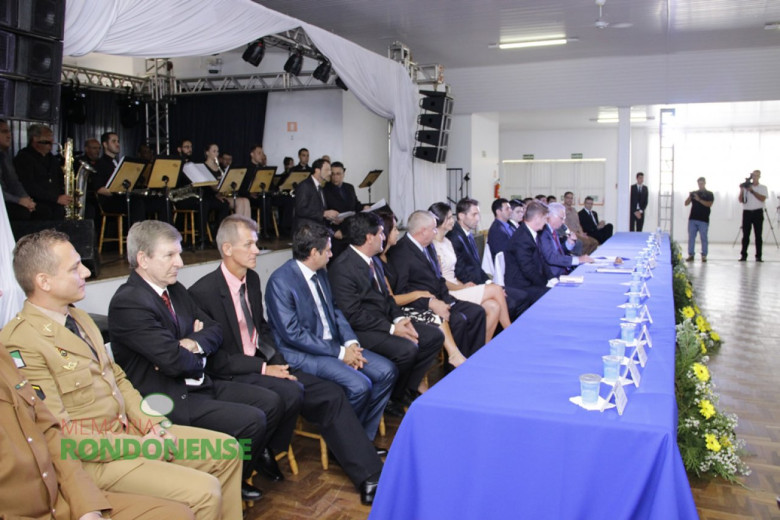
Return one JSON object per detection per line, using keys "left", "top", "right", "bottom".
{"left": 243, "top": 242, "right": 780, "bottom": 519}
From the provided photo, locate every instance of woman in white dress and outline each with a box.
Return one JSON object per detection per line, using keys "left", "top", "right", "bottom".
{"left": 429, "top": 202, "right": 512, "bottom": 342}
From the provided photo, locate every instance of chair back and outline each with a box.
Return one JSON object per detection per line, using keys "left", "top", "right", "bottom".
{"left": 494, "top": 251, "right": 506, "bottom": 286}
{"left": 482, "top": 242, "right": 494, "bottom": 276}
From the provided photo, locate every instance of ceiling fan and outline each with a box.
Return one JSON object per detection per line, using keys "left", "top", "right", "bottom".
{"left": 594, "top": 0, "right": 633, "bottom": 30}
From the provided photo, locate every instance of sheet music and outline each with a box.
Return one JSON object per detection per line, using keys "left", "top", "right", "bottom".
{"left": 182, "top": 162, "right": 218, "bottom": 187}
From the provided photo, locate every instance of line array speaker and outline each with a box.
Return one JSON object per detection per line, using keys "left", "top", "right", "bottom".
{"left": 414, "top": 90, "right": 453, "bottom": 164}
{"left": 0, "top": 0, "right": 64, "bottom": 122}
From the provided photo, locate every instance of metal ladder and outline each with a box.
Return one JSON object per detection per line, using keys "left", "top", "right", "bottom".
{"left": 657, "top": 108, "right": 676, "bottom": 237}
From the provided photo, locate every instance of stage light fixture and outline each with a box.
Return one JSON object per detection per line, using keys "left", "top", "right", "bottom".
{"left": 284, "top": 50, "right": 303, "bottom": 76}
{"left": 335, "top": 76, "right": 348, "bottom": 91}
{"left": 242, "top": 39, "right": 265, "bottom": 67}
{"left": 312, "top": 60, "right": 332, "bottom": 83}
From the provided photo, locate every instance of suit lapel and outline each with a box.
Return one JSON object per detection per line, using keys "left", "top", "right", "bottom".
{"left": 288, "top": 261, "right": 323, "bottom": 337}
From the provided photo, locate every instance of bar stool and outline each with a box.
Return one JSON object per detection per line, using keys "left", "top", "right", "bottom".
{"left": 255, "top": 206, "right": 279, "bottom": 238}
{"left": 98, "top": 207, "right": 125, "bottom": 255}
{"left": 173, "top": 208, "right": 212, "bottom": 245}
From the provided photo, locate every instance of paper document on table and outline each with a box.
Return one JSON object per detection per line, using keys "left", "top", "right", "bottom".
{"left": 596, "top": 267, "right": 633, "bottom": 274}
{"left": 558, "top": 275, "right": 584, "bottom": 285}
{"left": 337, "top": 211, "right": 356, "bottom": 219}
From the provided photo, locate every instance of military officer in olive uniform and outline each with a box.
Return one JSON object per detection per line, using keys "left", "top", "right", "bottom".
{"left": 0, "top": 342, "right": 195, "bottom": 520}
{"left": 0, "top": 230, "right": 242, "bottom": 520}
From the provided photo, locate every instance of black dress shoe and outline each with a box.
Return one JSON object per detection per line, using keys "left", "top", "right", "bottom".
{"left": 383, "top": 400, "right": 405, "bottom": 418}
{"left": 360, "top": 473, "right": 380, "bottom": 505}
{"left": 257, "top": 448, "right": 284, "bottom": 481}
{"left": 375, "top": 446, "right": 388, "bottom": 457}
{"left": 241, "top": 482, "right": 263, "bottom": 501}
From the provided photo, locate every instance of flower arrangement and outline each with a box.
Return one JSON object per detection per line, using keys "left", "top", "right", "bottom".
{"left": 671, "top": 242, "right": 748, "bottom": 481}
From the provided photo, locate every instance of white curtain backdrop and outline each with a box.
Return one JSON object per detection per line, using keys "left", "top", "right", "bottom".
{"left": 63, "top": 0, "right": 422, "bottom": 221}
{"left": 0, "top": 193, "right": 26, "bottom": 326}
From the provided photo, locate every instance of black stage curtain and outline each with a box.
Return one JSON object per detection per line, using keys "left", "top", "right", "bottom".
{"left": 58, "top": 86, "right": 146, "bottom": 157}
{"left": 170, "top": 92, "right": 268, "bottom": 165}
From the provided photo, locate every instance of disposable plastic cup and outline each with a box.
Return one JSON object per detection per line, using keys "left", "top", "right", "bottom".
{"left": 602, "top": 355, "right": 622, "bottom": 383}
{"left": 609, "top": 339, "right": 626, "bottom": 358}
{"left": 620, "top": 322, "right": 637, "bottom": 342}
{"left": 579, "top": 373, "right": 601, "bottom": 405}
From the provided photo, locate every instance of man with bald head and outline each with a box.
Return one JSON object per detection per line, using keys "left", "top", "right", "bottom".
{"left": 386, "top": 210, "right": 486, "bottom": 358}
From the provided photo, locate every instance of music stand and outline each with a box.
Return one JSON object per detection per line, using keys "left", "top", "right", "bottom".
{"left": 218, "top": 168, "right": 247, "bottom": 209}
{"left": 279, "top": 171, "right": 310, "bottom": 192}
{"left": 147, "top": 157, "right": 182, "bottom": 223}
{"left": 182, "top": 163, "right": 219, "bottom": 249}
{"left": 359, "top": 169, "right": 383, "bottom": 203}
{"left": 106, "top": 157, "right": 146, "bottom": 226}
{"left": 248, "top": 167, "right": 276, "bottom": 236}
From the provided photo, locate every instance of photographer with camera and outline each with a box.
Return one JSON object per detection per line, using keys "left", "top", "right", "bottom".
{"left": 738, "top": 169, "right": 767, "bottom": 262}
{"left": 684, "top": 177, "right": 714, "bottom": 262}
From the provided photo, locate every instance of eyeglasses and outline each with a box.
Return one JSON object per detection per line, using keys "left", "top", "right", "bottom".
{"left": 38, "top": 140, "right": 53, "bottom": 145}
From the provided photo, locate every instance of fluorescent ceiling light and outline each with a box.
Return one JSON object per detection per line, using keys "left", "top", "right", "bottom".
{"left": 594, "top": 116, "right": 655, "bottom": 123}
{"left": 493, "top": 38, "right": 571, "bottom": 50}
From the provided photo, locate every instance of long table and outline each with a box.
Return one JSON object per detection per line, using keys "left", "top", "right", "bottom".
{"left": 369, "top": 232, "right": 698, "bottom": 520}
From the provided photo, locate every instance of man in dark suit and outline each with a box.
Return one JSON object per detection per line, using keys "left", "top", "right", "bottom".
{"left": 487, "top": 197, "right": 514, "bottom": 261}
{"left": 265, "top": 223, "right": 397, "bottom": 442}
{"left": 291, "top": 147, "right": 313, "bottom": 174}
{"left": 91, "top": 131, "right": 147, "bottom": 224}
{"left": 189, "top": 216, "right": 383, "bottom": 505}
{"left": 108, "top": 220, "right": 286, "bottom": 502}
{"left": 540, "top": 203, "right": 593, "bottom": 277}
{"left": 323, "top": 161, "right": 366, "bottom": 257}
{"left": 505, "top": 201, "right": 553, "bottom": 306}
{"left": 386, "top": 210, "right": 486, "bottom": 358}
{"left": 630, "top": 172, "right": 648, "bottom": 231}
{"left": 447, "top": 197, "right": 490, "bottom": 285}
{"left": 447, "top": 198, "right": 527, "bottom": 319}
{"left": 13, "top": 124, "right": 70, "bottom": 220}
{"left": 293, "top": 158, "right": 341, "bottom": 232}
{"left": 329, "top": 213, "right": 442, "bottom": 415}
{"left": 578, "top": 196, "right": 613, "bottom": 244}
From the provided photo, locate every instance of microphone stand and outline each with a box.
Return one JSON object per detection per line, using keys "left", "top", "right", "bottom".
{"left": 122, "top": 179, "right": 132, "bottom": 226}
{"left": 197, "top": 187, "right": 207, "bottom": 250}
{"left": 230, "top": 181, "right": 238, "bottom": 213}
{"left": 260, "top": 182, "right": 269, "bottom": 239}
{"left": 162, "top": 175, "right": 171, "bottom": 224}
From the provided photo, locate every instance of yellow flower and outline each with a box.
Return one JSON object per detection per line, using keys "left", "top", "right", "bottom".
{"left": 685, "top": 287, "right": 692, "bottom": 298}
{"left": 710, "top": 332, "right": 720, "bottom": 342}
{"left": 695, "top": 315, "right": 711, "bottom": 332}
{"left": 705, "top": 433, "right": 722, "bottom": 452}
{"left": 694, "top": 305, "right": 700, "bottom": 314}
{"left": 700, "top": 341, "right": 707, "bottom": 355}
{"left": 681, "top": 307, "right": 695, "bottom": 320}
{"left": 719, "top": 436, "right": 732, "bottom": 448}
{"left": 699, "top": 399, "right": 716, "bottom": 419}
{"left": 693, "top": 363, "right": 710, "bottom": 382}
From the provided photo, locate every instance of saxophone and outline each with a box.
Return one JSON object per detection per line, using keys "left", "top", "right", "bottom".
{"left": 62, "top": 138, "right": 92, "bottom": 220}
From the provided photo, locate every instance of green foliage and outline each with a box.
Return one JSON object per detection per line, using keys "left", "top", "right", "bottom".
{"left": 672, "top": 242, "right": 747, "bottom": 482}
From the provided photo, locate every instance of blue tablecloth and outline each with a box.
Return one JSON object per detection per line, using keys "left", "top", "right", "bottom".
{"left": 369, "top": 233, "right": 698, "bottom": 520}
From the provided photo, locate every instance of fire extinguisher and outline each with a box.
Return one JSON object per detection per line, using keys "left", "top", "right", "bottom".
{"left": 494, "top": 181, "right": 500, "bottom": 199}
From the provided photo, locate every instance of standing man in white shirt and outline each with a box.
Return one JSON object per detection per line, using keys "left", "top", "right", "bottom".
{"left": 738, "top": 169, "right": 768, "bottom": 262}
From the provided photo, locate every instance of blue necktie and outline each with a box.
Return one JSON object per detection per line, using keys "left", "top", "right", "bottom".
{"left": 311, "top": 273, "right": 337, "bottom": 335}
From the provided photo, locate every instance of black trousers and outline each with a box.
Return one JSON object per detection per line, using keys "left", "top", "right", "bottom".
{"left": 740, "top": 208, "right": 764, "bottom": 259}
{"left": 231, "top": 370, "right": 382, "bottom": 488}
{"left": 356, "top": 321, "right": 443, "bottom": 401}
{"left": 188, "top": 379, "right": 285, "bottom": 480}
{"left": 630, "top": 212, "right": 644, "bottom": 231}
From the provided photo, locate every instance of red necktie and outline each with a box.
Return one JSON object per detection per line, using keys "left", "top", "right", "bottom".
{"left": 161, "top": 290, "right": 176, "bottom": 319}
